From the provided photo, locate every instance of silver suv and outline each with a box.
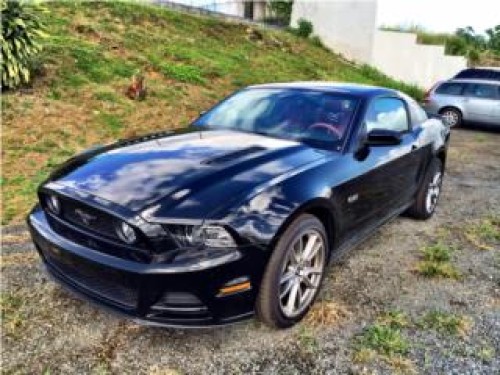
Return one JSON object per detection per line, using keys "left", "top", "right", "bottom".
{"left": 423, "top": 79, "right": 500, "bottom": 127}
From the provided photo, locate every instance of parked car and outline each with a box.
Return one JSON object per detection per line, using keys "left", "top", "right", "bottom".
{"left": 423, "top": 79, "right": 500, "bottom": 127}
{"left": 454, "top": 67, "right": 500, "bottom": 81}
{"left": 28, "top": 82, "right": 449, "bottom": 329}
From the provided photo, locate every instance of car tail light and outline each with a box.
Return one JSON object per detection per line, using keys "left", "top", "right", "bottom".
{"left": 423, "top": 82, "right": 440, "bottom": 103}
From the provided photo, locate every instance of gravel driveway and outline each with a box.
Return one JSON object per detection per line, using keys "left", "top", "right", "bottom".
{"left": 2, "top": 128, "right": 499, "bottom": 375}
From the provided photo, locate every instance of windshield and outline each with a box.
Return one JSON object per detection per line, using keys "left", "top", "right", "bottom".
{"left": 193, "top": 88, "right": 359, "bottom": 149}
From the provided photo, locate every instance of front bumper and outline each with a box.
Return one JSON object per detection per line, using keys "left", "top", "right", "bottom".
{"left": 28, "top": 208, "right": 266, "bottom": 327}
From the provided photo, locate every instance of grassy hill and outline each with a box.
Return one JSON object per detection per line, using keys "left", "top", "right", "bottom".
{"left": 2, "top": 1, "right": 422, "bottom": 224}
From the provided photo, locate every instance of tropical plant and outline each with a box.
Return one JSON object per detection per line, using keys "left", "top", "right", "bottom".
{"left": 1, "top": 0, "right": 47, "bottom": 89}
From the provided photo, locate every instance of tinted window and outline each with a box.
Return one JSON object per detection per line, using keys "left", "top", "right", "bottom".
{"left": 365, "top": 98, "right": 409, "bottom": 133}
{"left": 194, "top": 88, "right": 359, "bottom": 148}
{"left": 435, "top": 82, "right": 464, "bottom": 96}
{"left": 463, "top": 83, "right": 499, "bottom": 100}
{"left": 455, "top": 68, "right": 500, "bottom": 81}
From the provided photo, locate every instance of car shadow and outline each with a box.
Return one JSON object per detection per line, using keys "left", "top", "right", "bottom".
{"left": 458, "top": 122, "right": 500, "bottom": 133}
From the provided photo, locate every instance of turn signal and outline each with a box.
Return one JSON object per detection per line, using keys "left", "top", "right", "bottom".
{"left": 218, "top": 281, "right": 251, "bottom": 296}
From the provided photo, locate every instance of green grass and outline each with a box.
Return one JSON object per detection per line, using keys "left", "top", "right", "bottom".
{"left": 417, "top": 311, "right": 471, "bottom": 336}
{"left": 356, "top": 324, "right": 409, "bottom": 357}
{"left": 421, "top": 243, "right": 453, "bottom": 262}
{"left": 376, "top": 310, "right": 410, "bottom": 329}
{"left": 416, "top": 243, "right": 461, "bottom": 279}
{"left": 0, "top": 292, "right": 26, "bottom": 338}
{"left": 2, "top": 0, "right": 425, "bottom": 224}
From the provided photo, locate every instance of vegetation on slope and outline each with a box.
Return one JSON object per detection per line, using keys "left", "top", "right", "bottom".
{"left": 2, "top": 1, "right": 422, "bottom": 224}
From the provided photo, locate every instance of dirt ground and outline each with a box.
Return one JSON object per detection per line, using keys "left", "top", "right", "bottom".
{"left": 2, "top": 127, "right": 499, "bottom": 374}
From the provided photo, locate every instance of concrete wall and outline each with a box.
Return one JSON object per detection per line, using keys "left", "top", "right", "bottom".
{"left": 291, "top": 0, "right": 468, "bottom": 88}
{"left": 291, "top": 0, "right": 378, "bottom": 62}
{"left": 372, "top": 31, "right": 467, "bottom": 88}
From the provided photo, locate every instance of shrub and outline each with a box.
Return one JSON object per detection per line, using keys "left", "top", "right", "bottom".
{"left": 1, "top": 0, "right": 47, "bottom": 89}
{"left": 295, "top": 18, "right": 313, "bottom": 38}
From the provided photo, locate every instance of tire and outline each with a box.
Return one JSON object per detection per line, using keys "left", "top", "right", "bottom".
{"left": 407, "top": 158, "right": 443, "bottom": 220}
{"left": 439, "top": 107, "right": 462, "bottom": 127}
{"left": 256, "top": 214, "right": 329, "bottom": 328}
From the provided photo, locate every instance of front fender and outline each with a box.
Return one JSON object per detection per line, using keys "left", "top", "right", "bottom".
{"left": 225, "top": 160, "right": 342, "bottom": 250}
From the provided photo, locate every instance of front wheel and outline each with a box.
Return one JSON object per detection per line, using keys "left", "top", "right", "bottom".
{"left": 407, "top": 158, "right": 443, "bottom": 220}
{"left": 256, "top": 214, "right": 328, "bottom": 328}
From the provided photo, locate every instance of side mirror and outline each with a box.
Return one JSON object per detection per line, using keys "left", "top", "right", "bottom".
{"left": 366, "top": 129, "right": 402, "bottom": 146}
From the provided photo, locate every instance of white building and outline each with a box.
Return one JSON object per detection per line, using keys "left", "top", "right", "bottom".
{"left": 291, "top": 0, "right": 467, "bottom": 88}
{"left": 169, "top": 0, "right": 269, "bottom": 20}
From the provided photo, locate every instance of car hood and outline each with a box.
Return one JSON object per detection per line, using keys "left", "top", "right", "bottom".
{"left": 51, "top": 129, "right": 328, "bottom": 219}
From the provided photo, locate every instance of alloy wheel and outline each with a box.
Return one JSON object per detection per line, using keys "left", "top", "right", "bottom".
{"left": 279, "top": 229, "right": 325, "bottom": 318}
{"left": 426, "top": 171, "right": 442, "bottom": 213}
{"left": 441, "top": 110, "right": 459, "bottom": 127}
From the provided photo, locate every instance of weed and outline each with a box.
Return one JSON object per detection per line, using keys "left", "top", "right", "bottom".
{"left": 477, "top": 346, "right": 495, "bottom": 362}
{"left": 376, "top": 310, "right": 409, "bottom": 329}
{"left": 416, "top": 261, "right": 460, "bottom": 278}
{"left": 421, "top": 243, "right": 453, "bottom": 262}
{"left": 297, "top": 326, "right": 319, "bottom": 354}
{"left": 465, "top": 216, "right": 500, "bottom": 250}
{"left": 416, "top": 243, "right": 460, "bottom": 278}
{"left": 0, "top": 292, "right": 25, "bottom": 337}
{"left": 356, "top": 324, "right": 409, "bottom": 357}
{"left": 417, "top": 311, "right": 471, "bottom": 336}
{"left": 304, "top": 301, "right": 350, "bottom": 327}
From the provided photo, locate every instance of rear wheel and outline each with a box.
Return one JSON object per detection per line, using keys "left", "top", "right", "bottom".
{"left": 256, "top": 214, "right": 328, "bottom": 328}
{"left": 407, "top": 158, "right": 443, "bottom": 220}
{"left": 439, "top": 108, "right": 462, "bottom": 127}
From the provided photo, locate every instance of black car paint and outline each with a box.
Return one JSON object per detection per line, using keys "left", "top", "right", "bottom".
{"left": 28, "top": 83, "right": 449, "bottom": 327}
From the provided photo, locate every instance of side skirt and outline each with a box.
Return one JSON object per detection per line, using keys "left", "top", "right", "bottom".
{"left": 329, "top": 202, "right": 412, "bottom": 265}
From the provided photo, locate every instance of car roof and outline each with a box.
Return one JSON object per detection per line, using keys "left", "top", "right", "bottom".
{"left": 460, "top": 67, "right": 500, "bottom": 71}
{"left": 247, "top": 81, "right": 399, "bottom": 98}
{"left": 445, "top": 78, "right": 500, "bottom": 86}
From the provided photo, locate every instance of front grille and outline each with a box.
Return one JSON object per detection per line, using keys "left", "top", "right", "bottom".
{"left": 47, "top": 215, "right": 150, "bottom": 262}
{"left": 42, "top": 243, "right": 138, "bottom": 308}
{"left": 58, "top": 197, "right": 120, "bottom": 240}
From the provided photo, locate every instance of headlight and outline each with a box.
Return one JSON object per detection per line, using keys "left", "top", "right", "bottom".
{"left": 46, "top": 194, "right": 61, "bottom": 215}
{"left": 115, "top": 221, "right": 137, "bottom": 244}
{"left": 200, "top": 225, "right": 236, "bottom": 248}
{"left": 166, "top": 224, "right": 236, "bottom": 248}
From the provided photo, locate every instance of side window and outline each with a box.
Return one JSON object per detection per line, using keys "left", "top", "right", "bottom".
{"left": 435, "top": 82, "right": 464, "bottom": 96}
{"left": 365, "top": 98, "right": 409, "bottom": 133}
{"left": 464, "top": 83, "right": 498, "bottom": 99}
{"left": 400, "top": 93, "right": 428, "bottom": 125}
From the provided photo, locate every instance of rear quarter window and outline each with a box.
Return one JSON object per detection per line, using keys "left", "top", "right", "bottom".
{"left": 435, "top": 82, "right": 464, "bottom": 96}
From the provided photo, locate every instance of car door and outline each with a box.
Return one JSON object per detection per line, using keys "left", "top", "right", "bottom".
{"left": 462, "top": 83, "right": 500, "bottom": 124}
{"left": 338, "top": 97, "right": 422, "bottom": 239}
{"left": 493, "top": 85, "right": 500, "bottom": 125}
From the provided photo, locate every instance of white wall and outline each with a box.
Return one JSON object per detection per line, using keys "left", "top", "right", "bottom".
{"left": 291, "top": 0, "right": 378, "bottom": 62}
{"left": 291, "top": 0, "right": 468, "bottom": 88}
{"left": 372, "top": 31, "right": 467, "bottom": 88}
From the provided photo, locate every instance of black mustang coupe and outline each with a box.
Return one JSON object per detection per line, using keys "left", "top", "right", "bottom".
{"left": 28, "top": 82, "right": 449, "bottom": 328}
